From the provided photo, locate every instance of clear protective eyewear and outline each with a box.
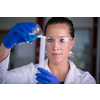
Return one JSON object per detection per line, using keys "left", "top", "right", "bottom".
{"left": 46, "top": 36, "right": 73, "bottom": 46}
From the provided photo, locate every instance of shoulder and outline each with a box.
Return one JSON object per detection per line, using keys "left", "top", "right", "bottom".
{"left": 77, "top": 68, "right": 96, "bottom": 84}
{"left": 67, "top": 60, "right": 96, "bottom": 84}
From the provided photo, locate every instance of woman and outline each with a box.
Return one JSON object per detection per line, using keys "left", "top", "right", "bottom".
{"left": 0, "top": 17, "right": 96, "bottom": 84}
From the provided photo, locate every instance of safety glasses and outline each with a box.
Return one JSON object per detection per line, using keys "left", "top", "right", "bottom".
{"left": 46, "top": 36, "right": 73, "bottom": 46}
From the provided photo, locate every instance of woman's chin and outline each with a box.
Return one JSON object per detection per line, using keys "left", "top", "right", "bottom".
{"left": 50, "top": 59, "right": 63, "bottom": 64}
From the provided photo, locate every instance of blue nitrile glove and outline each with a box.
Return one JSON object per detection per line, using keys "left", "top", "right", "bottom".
{"left": 2, "top": 22, "right": 39, "bottom": 49}
{"left": 36, "top": 68, "right": 60, "bottom": 84}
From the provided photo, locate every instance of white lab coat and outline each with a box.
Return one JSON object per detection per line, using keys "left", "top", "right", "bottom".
{"left": 0, "top": 55, "right": 96, "bottom": 84}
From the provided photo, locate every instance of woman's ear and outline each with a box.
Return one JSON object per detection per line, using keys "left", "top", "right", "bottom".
{"left": 70, "top": 38, "right": 75, "bottom": 49}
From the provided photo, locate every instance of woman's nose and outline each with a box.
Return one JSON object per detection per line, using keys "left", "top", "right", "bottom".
{"left": 53, "top": 40, "right": 60, "bottom": 51}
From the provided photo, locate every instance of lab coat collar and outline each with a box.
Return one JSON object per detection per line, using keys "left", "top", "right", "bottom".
{"left": 44, "top": 59, "right": 82, "bottom": 84}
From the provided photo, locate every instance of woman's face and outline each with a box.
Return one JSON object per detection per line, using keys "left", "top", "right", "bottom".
{"left": 46, "top": 24, "right": 75, "bottom": 64}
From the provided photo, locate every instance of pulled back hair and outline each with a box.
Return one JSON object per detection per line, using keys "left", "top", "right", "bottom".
{"left": 44, "top": 17, "right": 75, "bottom": 38}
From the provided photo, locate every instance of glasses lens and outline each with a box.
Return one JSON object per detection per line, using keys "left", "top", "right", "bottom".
{"left": 58, "top": 37, "right": 69, "bottom": 45}
{"left": 46, "top": 37, "right": 73, "bottom": 46}
{"left": 46, "top": 37, "right": 54, "bottom": 45}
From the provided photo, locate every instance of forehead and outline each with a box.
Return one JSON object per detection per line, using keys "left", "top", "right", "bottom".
{"left": 46, "top": 24, "right": 70, "bottom": 37}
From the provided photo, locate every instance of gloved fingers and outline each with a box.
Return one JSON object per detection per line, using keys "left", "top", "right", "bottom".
{"left": 28, "top": 22, "right": 37, "bottom": 28}
{"left": 12, "top": 29, "right": 26, "bottom": 43}
{"left": 37, "top": 82, "right": 41, "bottom": 84}
{"left": 29, "top": 40, "right": 34, "bottom": 44}
{"left": 36, "top": 73, "right": 51, "bottom": 82}
{"left": 18, "top": 25, "right": 30, "bottom": 42}
{"left": 37, "top": 68, "right": 52, "bottom": 77}
{"left": 36, "top": 77, "right": 49, "bottom": 84}
{"left": 16, "top": 35, "right": 26, "bottom": 43}
{"left": 15, "top": 22, "right": 37, "bottom": 32}
{"left": 15, "top": 29, "right": 26, "bottom": 39}
{"left": 22, "top": 22, "right": 34, "bottom": 33}
{"left": 19, "top": 24, "right": 30, "bottom": 34}
{"left": 19, "top": 23, "right": 38, "bottom": 42}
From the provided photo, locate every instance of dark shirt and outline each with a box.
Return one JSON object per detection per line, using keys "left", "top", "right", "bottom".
{"left": 60, "top": 82, "right": 64, "bottom": 84}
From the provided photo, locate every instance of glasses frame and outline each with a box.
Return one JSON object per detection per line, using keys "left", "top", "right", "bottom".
{"left": 46, "top": 36, "right": 73, "bottom": 46}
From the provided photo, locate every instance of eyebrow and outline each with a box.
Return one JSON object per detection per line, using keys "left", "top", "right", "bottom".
{"left": 47, "top": 36, "right": 68, "bottom": 38}
{"left": 59, "top": 36, "right": 68, "bottom": 38}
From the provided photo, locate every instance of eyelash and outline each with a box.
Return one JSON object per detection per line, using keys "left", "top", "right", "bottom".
{"left": 47, "top": 39, "right": 54, "bottom": 42}
{"left": 47, "top": 38, "right": 67, "bottom": 43}
{"left": 59, "top": 39, "right": 65, "bottom": 43}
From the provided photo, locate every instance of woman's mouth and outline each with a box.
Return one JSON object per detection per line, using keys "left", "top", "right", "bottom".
{"left": 52, "top": 53, "right": 61, "bottom": 57}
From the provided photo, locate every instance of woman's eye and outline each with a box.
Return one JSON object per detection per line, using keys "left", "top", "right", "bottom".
{"left": 60, "top": 39, "right": 66, "bottom": 43}
{"left": 59, "top": 38, "right": 69, "bottom": 43}
{"left": 47, "top": 39, "right": 53, "bottom": 43}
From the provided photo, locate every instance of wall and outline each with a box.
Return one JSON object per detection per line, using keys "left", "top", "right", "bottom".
{"left": 0, "top": 17, "right": 37, "bottom": 30}
{"left": 71, "top": 17, "right": 93, "bottom": 28}
{"left": 96, "top": 18, "right": 100, "bottom": 83}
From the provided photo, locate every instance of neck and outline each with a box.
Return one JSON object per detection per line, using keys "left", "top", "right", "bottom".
{"left": 48, "top": 59, "right": 70, "bottom": 75}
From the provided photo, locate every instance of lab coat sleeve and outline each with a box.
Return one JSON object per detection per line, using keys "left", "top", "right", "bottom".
{"left": 0, "top": 54, "right": 10, "bottom": 83}
{"left": 0, "top": 54, "right": 35, "bottom": 84}
{"left": 5, "top": 63, "right": 35, "bottom": 84}
{"left": 83, "top": 72, "right": 96, "bottom": 84}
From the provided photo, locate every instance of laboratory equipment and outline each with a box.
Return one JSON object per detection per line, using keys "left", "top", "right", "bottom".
{"left": 30, "top": 24, "right": 46, "bottom": 67}
{"left": 35, "top": 36, "right": 46, "bottom": 84}
{"left": 39, "top": 36, "right": 46, "bottom": 68}
{"left": 29, "top": 24, "right": 43, "bottom": 41}
{"left": 34, "top": 25, "right": 46, "bottom": 83}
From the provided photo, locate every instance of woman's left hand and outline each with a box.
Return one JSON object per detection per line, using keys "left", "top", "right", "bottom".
{"left": 36, "top": 68, "right": 60, "bottom": 84}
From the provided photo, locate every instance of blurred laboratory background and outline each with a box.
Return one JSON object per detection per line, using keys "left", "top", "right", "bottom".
{"left": 0, "top": 17, "right": 100, "bottom": 83}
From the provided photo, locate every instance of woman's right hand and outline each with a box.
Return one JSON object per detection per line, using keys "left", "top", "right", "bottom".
{"left": 2, "top": 22, "right": 39, "bottom": 49}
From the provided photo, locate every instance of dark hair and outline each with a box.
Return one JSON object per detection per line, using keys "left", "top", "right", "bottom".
{"left": 44, "top": 17, "right": 75, "bottom": 38}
